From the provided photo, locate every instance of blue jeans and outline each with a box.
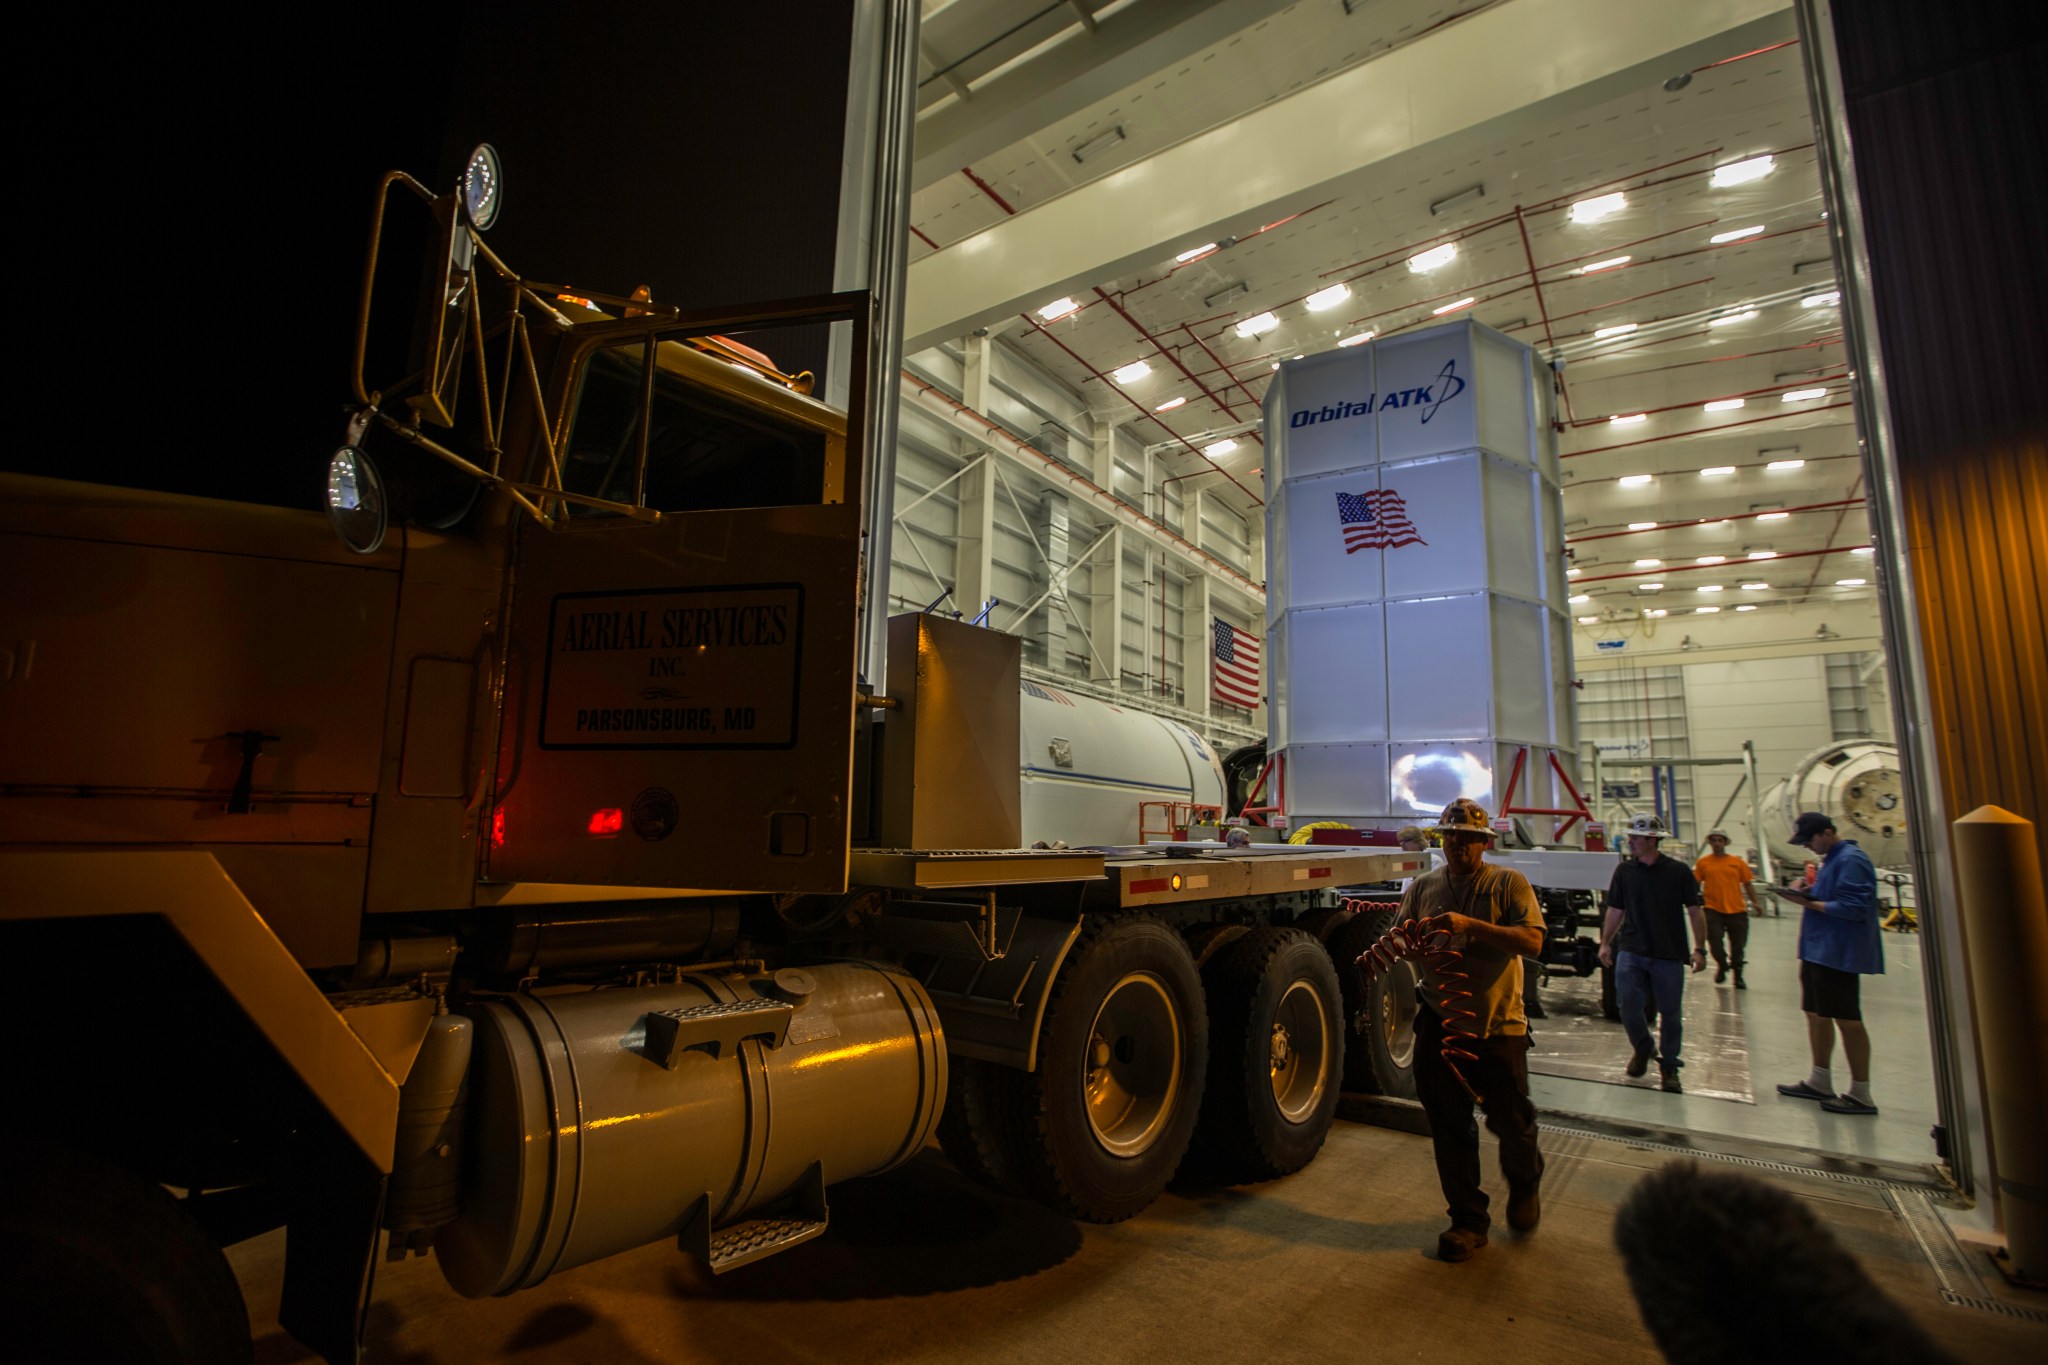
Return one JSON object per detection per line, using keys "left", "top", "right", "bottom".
{"left": 1616, "top": 950, "right": 1686, "bottom": 1071}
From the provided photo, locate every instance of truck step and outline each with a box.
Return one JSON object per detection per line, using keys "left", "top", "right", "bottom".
{"left": 706, "top": 1214, "right": 828, "bottom": 1272}
{"left": 642, "top": 997, "right": 794, "bottom": 1068}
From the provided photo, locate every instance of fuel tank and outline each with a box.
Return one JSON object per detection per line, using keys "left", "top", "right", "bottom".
{"left": 435, "top": 960, "right": 945, "bottom": 1295}
{"left": 1017, "top": 680, "right": 1227, "bottom": 846}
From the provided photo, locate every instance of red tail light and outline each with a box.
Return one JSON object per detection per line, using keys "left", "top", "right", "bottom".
{"left": 491, "top": 808, "right": 506, "bottom": 849}
{"left": 588, "top": 808, "right": 624, "bottom": 837}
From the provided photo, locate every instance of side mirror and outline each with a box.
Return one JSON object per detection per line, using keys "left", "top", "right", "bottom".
{"left": 326, "top": 446, "right": 388, "bottom": 554}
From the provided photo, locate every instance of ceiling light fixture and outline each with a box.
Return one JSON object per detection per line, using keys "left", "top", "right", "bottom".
{"left": 1409, "top": 242, "right": 1458, "bottom": 272}
{"left": 1758, "top": 512, "right": 1790, "bottom": 520}
{"left": 1709, "top": 309, "right": 1760, "bottom": 327}
{"left": 1154, "top": 396, "right": 1187, "bottom": 412}
{"left": 1767, "top": 459, "right": 1806, "bottom": 470}
{"left": 1578, "top": 615, "right": 1600, "bottom": 624}
{"left": 1594, "top": 323, "right": 1638, "bottom": 339}
{"left": 1852, "top": 546, "right": 1875, "bottom": 556}
{"left": 1704, "top": 398, "right": 1746, "bottom": 412}
{"left": 1204, "top": 282, "right": 1249, "bottom": 309}
{"left": 1748, "top": 552, "right": 1778, "bottom": 561}
{"left": 1611, "top": 412, "right": 1649, "bottom": 426}
{"left": 1700, "top": 466, "right": 1736, "bottom": 477}
{"left": 1038, "top": 297, "right": 1080, "bottom": 321}
{"left": 1567, "top": 567, "right": 1583, "bottom": 577}
{"left": 1635, "top": 558, "right": 1663, "bottom": 567}
{"left": 1639, "top": 582, "right": 1665, "bottom": 591}
{"left": 1337, "top": 330, "right": 1376, "bottom": 347}
{"left": 1570, "top": 191, "right": 1628, "bottom": 223}
{"left": 1432, "top": 296, "right": 1477, "bottom": 316}
{"left": 1782, "top": 388, "right": 1828, "bottom": 402}
{"left": 1697, "top": 555, "right": 1726, "bottom": 564}
{"left": 1569, "top": 593, "right": 1591, "bottom": 604}
{"left": 1579, "top": 254, "right": 1632, "bottom": 273}
{"left": 1698, "top": 583, "right": 1724, "bottom": 592}
{"left": 1836, "top": 578, "right": 1867, "bottom": 587}
{"left": 1619, "top": 473, "right": 1654, "bottom": 486}
{"left": 1235, "top": 311, "right": 1279, "bottom": 338}
{"left": 1205, "top": 439, "right": 1239, "bottom": 457}
{"left": 1741, "top": 581, "right": 1769, "bottom": 590}
{"left": 1710, "top": 225, "right": 1767, "bottom": 243}
{"left": 1710, "top": 154, "right": 1775, "bottom": 187}
{"left": 1736, "top": 604, "right": 1758, "bottom": 611}
{"left": 1305, "top": 283, "right": 1351, "bottom": 311}
{"left": 1629, "top": 521, "right": 1658, "bottom": 531}
{"left": 1801, "top": 290, "right": 1841, "bottom": 307}
{"left": 1646, "top": 608, "right": 1669, "bottom": 618}
{"left": 1072, "top": 126, "right": 1127, "bottom": 164}
{"left": 1697, "top": 606, "right": 1722, "bottom": 614}
{"left": 1176, "top": 242, "right": 1220, "bottom": 264}
{"left": 1429, "top": 184, "right": 1487, "bottom": 216}
{"left": 1112, "top": 361, "right": 1151, "bottom": 384}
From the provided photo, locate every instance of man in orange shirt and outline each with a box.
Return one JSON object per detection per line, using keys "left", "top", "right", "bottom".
{"left": 1694, "top": 830, "right": 1764, "bottom": 988}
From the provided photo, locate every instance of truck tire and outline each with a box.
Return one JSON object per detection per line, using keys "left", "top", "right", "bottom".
{"left": 1329, "top": 907, "right": 1420, "bottom": 1099}
{"left": 0, "top": 1142, "right": 253, "bottom": 1365}
{"left": 936, "top": 1054, "right": 1033, "bottom": 1197}
{"left": 1196, "top": 927, "right": 1343, "bottom": 1181}
{"left": 1008, "top": 914, "right": 1208, "bottom": 1223}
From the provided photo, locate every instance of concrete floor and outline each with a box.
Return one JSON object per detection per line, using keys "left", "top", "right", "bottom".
{"left": 1530, "top": 916, "right": 1941, "bottom": 1167}
{"left": 232, "top": 1115, "right": 2045, "bottom": 1363}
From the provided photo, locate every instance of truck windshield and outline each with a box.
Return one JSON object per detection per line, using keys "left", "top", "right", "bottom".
{"left": 560, "top": 339, "right": 828, "bottom": 515}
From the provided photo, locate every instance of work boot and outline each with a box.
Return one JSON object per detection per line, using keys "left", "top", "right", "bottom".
{"left": 1626, "top": 1043, "right": 1653, "bottom": 1079}
{"left": 1734, "top": 971, "right": 1747, "bottom": 990}
{"left": 1715, "top": 964, "right": 1728, "bottom": 984}
{"left": 1507, "top": 1182, "right": 1541, "bottom": 1233}
{"left": 1661, "top": 1068, "right": 1683, "bottom": 1094}
{"left": 1437, "top": 1226, "right": 1488, "bottom": 1262}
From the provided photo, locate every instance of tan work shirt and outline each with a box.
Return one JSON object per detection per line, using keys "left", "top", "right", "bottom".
{"left": 1398, "top": 863, "right": 1545, "bottom": 1039}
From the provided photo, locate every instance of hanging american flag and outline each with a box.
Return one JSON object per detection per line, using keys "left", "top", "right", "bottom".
{"left": 1336, "top": 489, "right": 1427, "bottom": 552}
{"left": 1211, "top": 619, "right": 1262, "bottom": 710}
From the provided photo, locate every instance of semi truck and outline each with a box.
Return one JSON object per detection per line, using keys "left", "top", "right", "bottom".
{"left": 0, "top": 152, "right": 1419, "bottom": 1363}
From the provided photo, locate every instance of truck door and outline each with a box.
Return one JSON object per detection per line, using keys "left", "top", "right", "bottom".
{"left": 488, "top": 296, "right": 871, "bottom": 894}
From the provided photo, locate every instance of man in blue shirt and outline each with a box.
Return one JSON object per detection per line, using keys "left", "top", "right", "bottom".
{"left": 1770, "top": 811, "right": 1884, "bottom": 1115}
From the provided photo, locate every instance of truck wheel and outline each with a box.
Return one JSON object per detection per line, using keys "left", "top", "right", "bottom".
{"left": 0, "top": 1142, "right": 253, "bottom": 1364}
{"left": 936, "top": 1054, "right": 1033, "bottom": 1197}
{"left": 1011, "top": 914, "right": 1207, "bottom": 1223}
{"left": 1197, "top": 927, "right": 1343, "bottom": 1181}
{"left": 1329, "top": 908, "right": 1420, "bottom": 1098}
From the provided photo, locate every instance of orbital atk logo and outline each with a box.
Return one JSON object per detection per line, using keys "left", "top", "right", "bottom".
{"left": 1289, "top": 358, "right": 1468, "bottom": 428}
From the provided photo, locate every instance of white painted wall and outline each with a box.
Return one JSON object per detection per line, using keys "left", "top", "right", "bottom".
{"left": 1684, "top": 656, "right": 1834, "bottom": 861}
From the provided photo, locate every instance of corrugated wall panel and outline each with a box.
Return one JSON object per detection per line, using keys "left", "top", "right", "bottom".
{"left": 1831, "top": 6, "right": 2048, "bottom": 880}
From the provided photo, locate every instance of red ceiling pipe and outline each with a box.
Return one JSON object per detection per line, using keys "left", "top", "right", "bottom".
{"left": 1571, "top": 540, "right": 1869, "bottom": 586}
{"left": 1562, "top": 373, "right": 1849, "bottom": 430}
{"left": 1567, "top": 497, "right": 1867, "bottom": 544}
{"left": 960, "top": 166, "right": 1017, "bottom": 216}
{"left": 1564, "top": 401, "right": 1854, "bottom": 456}
{"left": 1091, "top": 286, "right": 1246, "bottom": 421}
{"left": 1020, "top": 314, "right": 1266, "bottom": 506}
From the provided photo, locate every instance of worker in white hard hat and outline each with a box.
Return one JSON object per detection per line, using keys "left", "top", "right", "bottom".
{"left": 1382, "top": 797, "right": 1547, "bottom": 1264}
{"left": 1597, "top": 813, "right": 1709, "bottom": 1093}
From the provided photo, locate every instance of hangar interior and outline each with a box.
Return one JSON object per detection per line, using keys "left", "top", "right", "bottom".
{"left": 3, "top": 1, "right": 2041, "bottom": 1362}
{"left": 888, "top": 0, "right": 1921, "bottom": 1168}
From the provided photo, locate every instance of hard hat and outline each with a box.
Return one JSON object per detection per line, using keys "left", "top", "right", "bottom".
{"left": 1625, "top": 813, "right": 1671, "bottom": 840}
{"left": 1706, "top": 829, "right": 1730, "bottom": 841}
{"left": 1433, "top": 798, "right": 1498, "bottom": 839}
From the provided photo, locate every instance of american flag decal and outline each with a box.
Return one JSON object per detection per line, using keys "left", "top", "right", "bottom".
{"left": 1211, "top": 619, "right": 1262, "bottom": 710}
{"left": 1336, "top": 489, "right": 1427, "bottom": 553}
{"left": 1021, "top": 680, "right": 1075, "bottom": 707}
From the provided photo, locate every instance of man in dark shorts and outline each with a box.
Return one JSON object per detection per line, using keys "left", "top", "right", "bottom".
{"left": 1598, "top": 814, "right": 1707, "bottom": 1092}
{"left": 1368, "top": 798, "right": 1545, "bottom": 1264}
{"left": 1771, "top": 811, "right": 1884, "bottom": 1115}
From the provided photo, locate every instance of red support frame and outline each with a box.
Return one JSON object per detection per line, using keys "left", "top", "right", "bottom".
{"left": 1238, "top": 753, "right": 1286, "bottom": 827}
{"left": 1498, "top": 746, "right": 1592, "bottom": 842}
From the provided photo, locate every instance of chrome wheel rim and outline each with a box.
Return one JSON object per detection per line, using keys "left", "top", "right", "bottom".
{"left": 1269, "top": 978, "right": 1330, "bottom": 1123}
{"left": 1382, "top": 961, "right": 1419, "bottom": 1070}
{"left": 1084, "top": 971, "right": 1181, "bottom": 1157}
